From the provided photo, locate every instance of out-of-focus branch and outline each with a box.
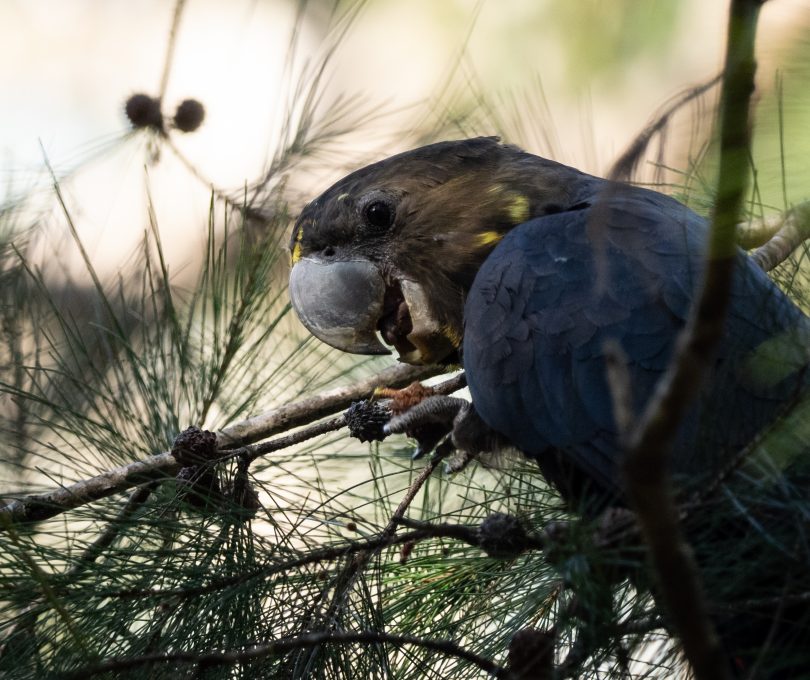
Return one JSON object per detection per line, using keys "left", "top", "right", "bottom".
{"left": 0, "top": 362, "right": 442, "bottom": 526}
{"left": 747, "top": 202, "right": 810, "bottom": 272}
{"left": 609, "top": 73, "right": 722, "bottom": 182}
{"left": 157, "top": 0, "right": 188, "bottom": 100}
{"left": 620, "top": 2, "right": 765, "bottom": 680}
{"left": 736, "top": 211, "right": 788, "bottom": 250}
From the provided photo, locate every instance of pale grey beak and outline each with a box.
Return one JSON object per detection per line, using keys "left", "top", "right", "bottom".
{"left": 289, "top": 256, "right": 391, "bottom": 355}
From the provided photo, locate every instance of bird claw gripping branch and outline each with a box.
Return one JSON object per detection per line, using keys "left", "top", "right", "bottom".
{"left": 346, "top": 380, "right": 504, "bottom": 469}
{"left": 366, "top": 381, "right": 457, "bottom": 462}
{"left": 385, "top": 394, "right": 509, "bottom": 470}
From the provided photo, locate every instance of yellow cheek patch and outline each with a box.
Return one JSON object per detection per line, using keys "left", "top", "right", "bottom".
{"left": 290, "top": 226, "right": 304, "bottom": 265}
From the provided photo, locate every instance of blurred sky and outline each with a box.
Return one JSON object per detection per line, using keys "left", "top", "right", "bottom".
{"left": 1, "top": 0, "right": 809, "bottom": 275}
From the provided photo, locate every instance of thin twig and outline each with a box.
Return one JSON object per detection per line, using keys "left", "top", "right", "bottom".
{"left": 108, "top": 528, "right": 436, "bottom": 602}
{"left": 245, "top": 415, "right": 346, "bottom": 462}
{"left": 66, "top": 630, "right": 506, "bottom": 680}
{"left": 157, "top": 0, "right": 188, "bottom": 101}
{"left": 383, "top": 456, "right": 442, "bottom": 540}
{"left": 608, "top": 74, "right": 722, "bottom": 182}
{"left": 0, "top": 450, "right": 175, "bottom": 525}
{"left": 394, "top": 516, "right": 483, "bottom": 545}
{"left": 310, "top": 455, "right": 443, "bottom": 651}
{"left": 243, "top": 370, "right": 467, "bottom": 462}
{"left": 395, "top": 516, "right": 546, "bottom": 555}
{"left": 621, "top": 2, "right": 764, "bottom": 679}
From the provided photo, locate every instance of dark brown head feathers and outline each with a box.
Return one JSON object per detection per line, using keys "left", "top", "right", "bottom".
{"left": 291, "top": 138, "right": 596, "bottom": 361}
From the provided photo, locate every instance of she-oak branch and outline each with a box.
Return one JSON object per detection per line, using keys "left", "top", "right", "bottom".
{"left": 0, "top": 362, "right": 443, "bottom": 526}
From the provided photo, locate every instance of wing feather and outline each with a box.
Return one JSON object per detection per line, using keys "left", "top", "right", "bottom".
{"left": 463, "top": 186, "right": 808, "bottom": 503}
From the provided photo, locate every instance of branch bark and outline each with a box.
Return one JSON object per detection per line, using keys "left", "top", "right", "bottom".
{"left": 216, "top": 363, "right": 439, "bottom": 447}
{"left": 0, "top": 362, "right": 440, "bottom": 526}
{"left": 621, "top": 2, "right": 764, "bottom": 679}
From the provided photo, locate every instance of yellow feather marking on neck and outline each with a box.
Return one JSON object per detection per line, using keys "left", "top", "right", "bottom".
{"left": 506, "top": 194, "right": 530, "bottom": 223}
{"left": 337, "top": 193, "right": 350, "bottom": 202}
{"left": 441, "top": 324, "right": 463, "bottom": 348}
{"left": 290, "top": 226, "right": 304, "bottom": 265}
{"left": 486, "top": 185, "right": 530, "bottom": 224}
{"left": 473, "top": 231, "right": 503, "bottom": 248}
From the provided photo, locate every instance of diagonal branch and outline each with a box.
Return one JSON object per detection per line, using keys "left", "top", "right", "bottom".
{"left": 216, "top": 363, "right": 439, "bottom": 447}
{"left": 620, "top": 2, "right": 765, "bottom": 679}
{"left": 0, "top": 362, "right": 441, "bottom": 526}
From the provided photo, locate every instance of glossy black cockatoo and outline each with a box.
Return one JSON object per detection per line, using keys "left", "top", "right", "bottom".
{"left": 288, "top": 137, "right": 810, "bottom": 673}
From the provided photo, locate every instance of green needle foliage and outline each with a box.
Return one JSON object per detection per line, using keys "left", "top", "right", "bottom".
{"left": 2, "top": 2, "right": 810, "bottom": 679}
